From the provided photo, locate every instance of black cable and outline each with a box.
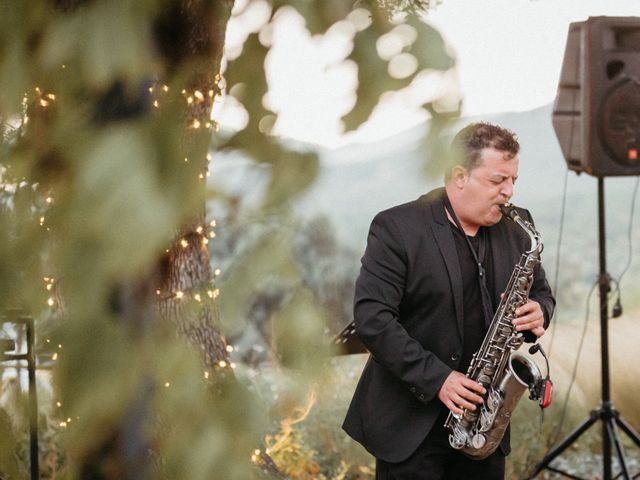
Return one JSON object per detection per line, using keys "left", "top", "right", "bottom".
{"left": 613, "top": 177, "right": 640, "bottom": 316}
{"left": 550, "top": 280, "right": 598, "bottom": 445}
{"left": 546, "top": 168, "right": 569, "bottom": 358}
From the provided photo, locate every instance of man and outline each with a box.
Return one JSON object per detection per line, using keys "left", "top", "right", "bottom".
{"left": 342, "top": 122, "right": 555, "bottom": 479}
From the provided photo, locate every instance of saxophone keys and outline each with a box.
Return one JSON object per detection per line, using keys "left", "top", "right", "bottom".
{"left": 471, "top": 433, "right": 487, "bottom": 449}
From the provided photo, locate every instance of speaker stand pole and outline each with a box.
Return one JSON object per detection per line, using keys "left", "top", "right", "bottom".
{"left": 527, "top": 177, "right": 640, "bottom": 480}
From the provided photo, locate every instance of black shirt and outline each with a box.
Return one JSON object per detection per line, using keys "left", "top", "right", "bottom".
{"left": 451, "top": 225, "right": 493, "bottom": 373}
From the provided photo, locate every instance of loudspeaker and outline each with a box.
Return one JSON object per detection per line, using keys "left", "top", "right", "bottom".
{"left": 553, "top": 16, "right": 640, "bottom": 177}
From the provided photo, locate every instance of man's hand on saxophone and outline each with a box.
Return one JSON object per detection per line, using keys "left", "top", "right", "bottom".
{"left": 438, "top": 371, "right": 486, "bottom": 416}
{"left": 512, "top": 299, "right": 545, "bottom": 337}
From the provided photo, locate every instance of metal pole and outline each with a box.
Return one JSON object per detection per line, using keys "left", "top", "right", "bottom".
{"left": 597, "top": 177, "right": 612, "bottom": 480}
{"left": 25, "top": 315, "right": 39, "bottom": 480}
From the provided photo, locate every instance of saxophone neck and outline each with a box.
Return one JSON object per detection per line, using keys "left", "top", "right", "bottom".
{"left": 499, "top": 203, "right": 542, "bottom": 255}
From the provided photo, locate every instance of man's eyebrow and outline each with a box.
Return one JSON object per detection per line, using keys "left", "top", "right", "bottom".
{"left": 489, "top": 173, "right": 518, "bottom": 181}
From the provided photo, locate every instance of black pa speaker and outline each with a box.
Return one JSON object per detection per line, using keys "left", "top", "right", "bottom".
{"left": 553, "top": 16, "right": 640, "bottom": 177}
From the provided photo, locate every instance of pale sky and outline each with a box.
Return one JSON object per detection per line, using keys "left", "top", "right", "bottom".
{"left": 218, "top": 0, "right": 640, "bottom": 149}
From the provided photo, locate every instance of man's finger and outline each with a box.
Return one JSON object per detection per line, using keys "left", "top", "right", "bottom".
{"left": 461, "top": 377, "right": 486, "bottom": 394}
{"left": 448, "top": 401, "right": 463, "bottom": 415}
{"left": 452, "top": 393, "right": 478, "bottom": 412}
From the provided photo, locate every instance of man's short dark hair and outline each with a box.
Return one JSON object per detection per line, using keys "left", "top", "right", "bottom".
{"left": 446, "top": 122, "right": 520, "bottom": 181}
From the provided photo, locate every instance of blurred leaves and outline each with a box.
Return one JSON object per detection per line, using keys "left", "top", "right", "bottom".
{"left": 1, "top": 0, "right": 456, "bottom": 478}
{"left": 65, "top": 125, "right": 176, "bottom": 279}
{"left": 0, "top": 406, "right": 22, "bottom": 479}
{"left": 41, "top": 0, "right": 157, "bottom": 90}
{"left": 343, "top": 7, "right": 453, "bottom": 130}
{"left": 271, "top": 0, "right": 354, "bottom": 36}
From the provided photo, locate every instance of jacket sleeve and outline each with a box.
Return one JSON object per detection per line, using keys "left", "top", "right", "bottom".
{"left": 354, "top": 212, "right": 451, "bottom": 403}
{"left": 522, "top": 209, "right": 556, "bottom": 343}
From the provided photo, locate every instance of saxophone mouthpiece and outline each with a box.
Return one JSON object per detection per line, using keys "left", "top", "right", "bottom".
{"left": 499, "top": 203, "right": 521, "bottom": 222}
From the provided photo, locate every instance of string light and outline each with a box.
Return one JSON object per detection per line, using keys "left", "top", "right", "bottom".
{"left": 32, "top": 87, "right": 57, "bottom": 110}
{"left": 251, "top": 449, "right": 261, "bottom": 463}
{"left": 157, "top": 283, "right": 219, "bottom": 303}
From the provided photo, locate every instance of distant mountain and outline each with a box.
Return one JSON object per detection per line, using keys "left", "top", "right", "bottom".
{"left": 298, "top": 104, "right": 638, "bottom": 251}
{"left": 211, "top": 104, "right": 640, "bottom": 315}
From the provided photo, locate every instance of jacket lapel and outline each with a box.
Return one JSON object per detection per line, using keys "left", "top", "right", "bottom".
{"left": 425, "top": 191, "right": 464, "bottom": 343}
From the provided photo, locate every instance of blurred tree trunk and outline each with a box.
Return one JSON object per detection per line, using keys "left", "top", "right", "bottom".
{"left": 154, "top": 0, "right": 234, "bottom": 368}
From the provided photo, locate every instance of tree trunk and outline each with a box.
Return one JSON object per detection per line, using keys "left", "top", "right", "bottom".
{"left": 154, "top": 0, "right": 234, "bottom": 367}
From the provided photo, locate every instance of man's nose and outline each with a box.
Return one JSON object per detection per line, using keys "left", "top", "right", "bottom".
{"left": 501, "top": 180, "right": 514, "bottom": 200}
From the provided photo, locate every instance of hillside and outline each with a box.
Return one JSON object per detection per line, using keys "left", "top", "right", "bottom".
{"left": 211, "top": 104, "right": 640, "bottom": 318}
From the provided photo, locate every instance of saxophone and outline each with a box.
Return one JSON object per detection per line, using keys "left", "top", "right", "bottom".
{"left": 444, "top": 203, "right": 548, "bottom": 460}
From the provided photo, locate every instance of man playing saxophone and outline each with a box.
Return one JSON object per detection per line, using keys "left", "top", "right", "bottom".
{"left": 342, "top": 122, "right": 555, "bottom": 479}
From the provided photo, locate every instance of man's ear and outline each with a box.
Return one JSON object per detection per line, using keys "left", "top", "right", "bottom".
{"left": 452, "top": 166, "right": 468, "bottom": 188}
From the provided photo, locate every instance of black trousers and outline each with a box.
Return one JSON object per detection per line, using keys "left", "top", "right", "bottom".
{"left": 376, "top": 450, "right": 504, "bottom": 480}
{"left": 375, "top": 420, "right": 505, "bottom": 480}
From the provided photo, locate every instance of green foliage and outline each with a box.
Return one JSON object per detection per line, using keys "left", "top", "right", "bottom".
{"left": 0, "top": 0, "right": 459, "bottom": 478}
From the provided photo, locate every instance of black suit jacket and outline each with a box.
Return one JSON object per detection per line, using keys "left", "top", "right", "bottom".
{"left": 342, "top": 188, "right": 555, "bottom": 463}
